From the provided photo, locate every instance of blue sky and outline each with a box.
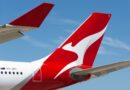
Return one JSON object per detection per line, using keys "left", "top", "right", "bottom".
{"left": 0, "top": 0, "right": 130, "bottom": 90}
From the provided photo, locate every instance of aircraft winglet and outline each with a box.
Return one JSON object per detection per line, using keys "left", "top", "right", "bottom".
{"left": 9, "top": 3, "right": 54, "bottom": 27}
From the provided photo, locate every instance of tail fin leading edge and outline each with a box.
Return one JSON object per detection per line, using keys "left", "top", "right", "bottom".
{"left": 9, "top": 3, "right": 54, "bottom": 27}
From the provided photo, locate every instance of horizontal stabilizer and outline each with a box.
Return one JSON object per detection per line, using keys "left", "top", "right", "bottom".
{"left": 0, "top": 31, "right": 23, "bottom": 44}
{"left": 71, "top": 60, "right": 130, "bottom": 80}
{"left": 0, "top": 24, "right": 35, "bottom": 43}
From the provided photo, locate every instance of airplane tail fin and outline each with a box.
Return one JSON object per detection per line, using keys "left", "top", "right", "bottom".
{"left": 39, "top": 12, "right": 111, "bottom": 79}
{"left": 9, "top": 3, "right": 54, "bottom": 27}
{"left": 60, "top": 12, "right": 111, "bottom": 67}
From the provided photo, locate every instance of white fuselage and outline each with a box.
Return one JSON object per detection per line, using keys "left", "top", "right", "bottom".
{"left": 0, "top": 60, "right": 42, "bottom": 90}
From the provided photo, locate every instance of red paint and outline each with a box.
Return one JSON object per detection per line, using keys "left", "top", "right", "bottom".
{"left": 83, "top": 35, "right": 104, "bottom": 66}
{"left": 10, "top": 3, "right": 54, "bottom": 27}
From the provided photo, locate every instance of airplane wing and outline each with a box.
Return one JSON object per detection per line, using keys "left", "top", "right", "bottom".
{"left": 0, "top": 3, "right": 54, "bottom": 44}
{"left": 71, "top": 60, "right": 130, "bottom": 80}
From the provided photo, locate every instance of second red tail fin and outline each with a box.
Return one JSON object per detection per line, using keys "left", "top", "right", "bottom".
{"left": 9, "top": 3, "right": 54, "bottom": 27}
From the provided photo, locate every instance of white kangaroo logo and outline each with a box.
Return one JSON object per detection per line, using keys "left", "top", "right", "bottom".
{"left": 54, "top": 26, "right": 107, "bottom": 79}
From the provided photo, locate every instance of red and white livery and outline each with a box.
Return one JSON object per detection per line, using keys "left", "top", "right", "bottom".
{"left": 0, "top": 2, "right": 130, "bottom": 90}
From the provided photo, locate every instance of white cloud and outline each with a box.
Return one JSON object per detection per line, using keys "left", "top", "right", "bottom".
{"left": 98, "top": 46, "right": 117, "bottom": 55}
{"left": 52, "top": 36, "right": 66, "bottom": 45}
{"left": 103, "top": 36, "right": 130, "bottom": 51}
{"left": 48, "top": 16, "right": 80, "bottom": 26}
{"left": 60, "top": 18, "right": 80, "bottom": 25}
{"left": 21, "top": 36, "right": 53, "bottom": 49}
{"left": 98, "top": 46, "right": 107, "bottom": 55}
{"left": 97, "top": 36, "right": 130, "bottom": 55}
{"left": 63, "top": 29, "right": 75, "bottom": 34}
